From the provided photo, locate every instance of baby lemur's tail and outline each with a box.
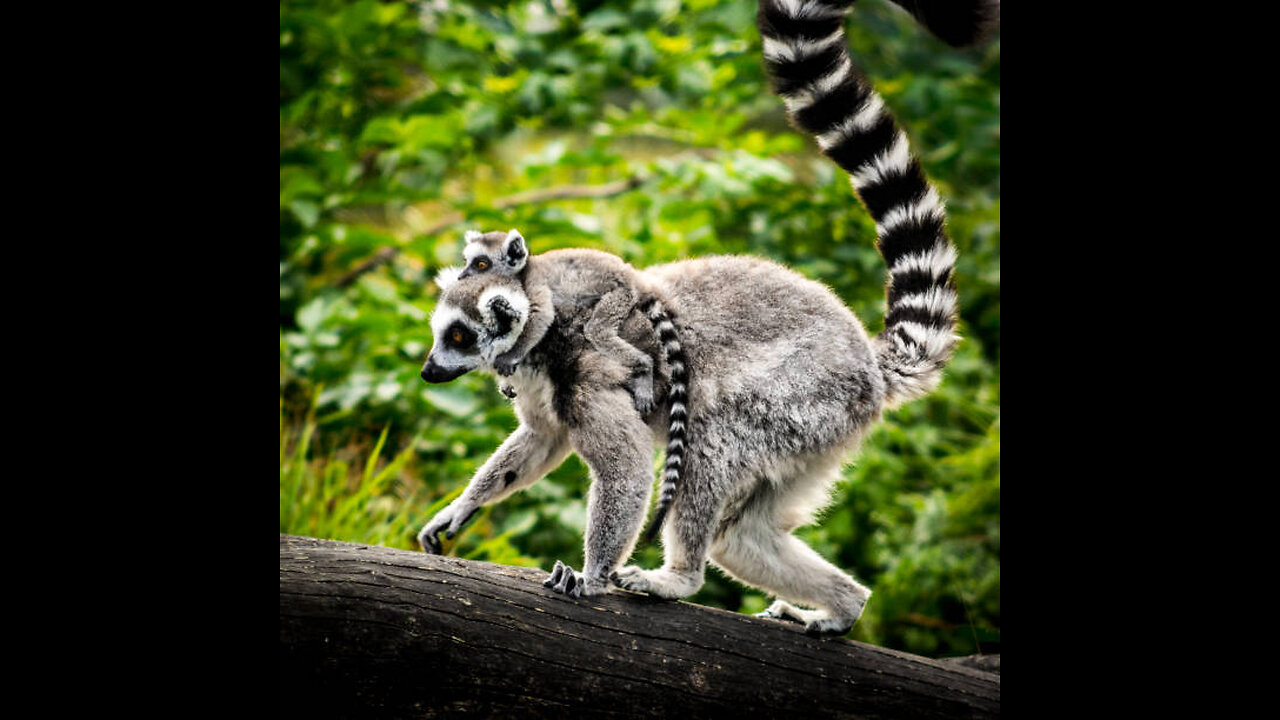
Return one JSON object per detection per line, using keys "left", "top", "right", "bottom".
{"left": 641, "top": 299, "right": 689, "bottom": 543}
{"left": 758, "top": 0, "right": 994, "bottom": 407}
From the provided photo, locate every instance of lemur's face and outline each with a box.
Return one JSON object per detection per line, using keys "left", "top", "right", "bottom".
{"left": 458, "top": 229, "right": 528, "bottom": 280}
{"left": 421, "top": 268, "right": 530, "bottom": 383}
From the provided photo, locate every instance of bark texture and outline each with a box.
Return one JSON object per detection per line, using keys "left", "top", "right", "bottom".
{"left": 279, "top": 534, "right": 999, "bottom": 718}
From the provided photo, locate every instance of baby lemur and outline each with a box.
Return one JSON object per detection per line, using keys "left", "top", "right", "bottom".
{"left": 458, "top": 229, "right": 658, "bottom": 413}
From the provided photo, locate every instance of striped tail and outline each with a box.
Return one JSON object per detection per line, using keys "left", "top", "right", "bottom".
{"left": 758, "top": 0, "right": 975, "bottom": 408}
{"left": 882, "top": 0, "right": 1000, "bottom": 48}
{"left": 641, "top": 299, "right": 689, "bottom": 543}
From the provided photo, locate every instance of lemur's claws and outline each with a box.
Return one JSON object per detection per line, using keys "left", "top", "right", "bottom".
{"left": 419, "top": 530, "right": 442, "bottom": 555}
{"left": 544, "top": 560, "right": 591, "bottom": 598}
{"left": 544, "top": 560, "right": 566, "bottom": 588}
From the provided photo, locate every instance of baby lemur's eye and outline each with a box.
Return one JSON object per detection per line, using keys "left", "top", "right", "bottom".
{"left": 475, "top": 258, "right": 490, "bottom": 271}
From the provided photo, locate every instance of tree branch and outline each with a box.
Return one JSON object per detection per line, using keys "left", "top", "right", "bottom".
{"left": 280, "top": 535, "right": 1000, "bottom": 718}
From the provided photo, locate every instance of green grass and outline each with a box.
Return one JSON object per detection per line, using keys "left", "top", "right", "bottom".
{"left": 280, "top": 394, "right": 427, "bottom": 548}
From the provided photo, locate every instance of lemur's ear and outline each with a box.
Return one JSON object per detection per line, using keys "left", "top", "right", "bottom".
{"left": 478, "top": 286, "right": 530, "bottom": 340}
{"left": 434, "top": 266, "right": 463, "bottom": 291}
{"left": 487, "top": 295, "right": 521, "bottom": 337}
{"left": 504, "top": 229, "right": 527, "bottom": 267}
{"left": 464, "top": 230, "right": 483, "bottom": 244}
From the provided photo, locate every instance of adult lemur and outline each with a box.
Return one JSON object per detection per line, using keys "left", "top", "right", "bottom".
{"left": 418, "top": 0, "right": 996, "bottom": 635}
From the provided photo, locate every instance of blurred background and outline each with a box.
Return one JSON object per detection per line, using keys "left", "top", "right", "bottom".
{"left": 280, "top": 0, "right": 999, "bottom": 657}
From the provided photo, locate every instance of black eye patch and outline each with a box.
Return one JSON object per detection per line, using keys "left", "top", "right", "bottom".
{"left": 445, "top": 322, "right": 477, "bottom": 349}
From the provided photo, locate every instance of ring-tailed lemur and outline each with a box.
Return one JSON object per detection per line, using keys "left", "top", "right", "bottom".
{"left": 417, "top": 0, "right": 995, "bottom": 635}
{"left": 454, "top": 228, "right": 662, "bottom": 415}
{"left": 420, "top": 247, "right": 691, "bottom": 568}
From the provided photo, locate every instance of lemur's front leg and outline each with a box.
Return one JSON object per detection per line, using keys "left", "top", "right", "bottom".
{"left": 543, "top": 387, "right": 654, "bottom": 597}
{"left": 419, "top": 423, "right": 570, "bottom": 553}
{"left": 493, "top": 281, "right": 554, "bottom": 376}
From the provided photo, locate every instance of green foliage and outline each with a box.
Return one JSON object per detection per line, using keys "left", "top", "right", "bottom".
{"left": 280, "top": 0, "right": 999, "bottom": 658}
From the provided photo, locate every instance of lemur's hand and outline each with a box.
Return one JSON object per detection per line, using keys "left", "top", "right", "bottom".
{"left": 493, "top": 351, "right": 522, "bottom": 377}
{"left": 417, "top": 499, "right": 479, "bottom": 554}
{"left": 629, "top": 374, "right": 655, "bottom": 414}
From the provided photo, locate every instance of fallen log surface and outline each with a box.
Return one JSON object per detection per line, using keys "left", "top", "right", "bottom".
{"left": 279, "top": 535, "right": 999, "bottom": 718}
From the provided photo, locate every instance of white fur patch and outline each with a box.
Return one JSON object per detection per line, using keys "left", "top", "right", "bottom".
{"left": 876, "top": 186, "right": 945, "bottom": 236}
{"left": 462, "top": 243, "right": 485, "bottom": 262}
{"left": 782, "top": 57, "right": 854, "bottom": 113}
{"left": 435, "top": 266, "right": 463, "bottom": 291}
{"left": 816, "top": 94, "right": 884, "bottom": 150}
{"left": 894, "top": 287, "right": 958, "bottom": 318}
{"left": 429, "top": 303, "right": 468, "bottom": 339}
{"left": 464, "top": 230, "right": 482, "bottom": 243}
{"left": 763, "top": 29, "right": 843, "bottom": 64}
{"left": 891, "top": 321, "right": 955, "bottom": 360}
{"left": 850, "top": 131, "right": 911, "bottom": 190}
{"left": 889, "top": 241, "right": 957, "bottom": 281}
{"left": 775, "top": 0, "right": 849, "bottom": 21}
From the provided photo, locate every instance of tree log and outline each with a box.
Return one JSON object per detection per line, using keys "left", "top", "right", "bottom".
{"left": 279, "top": 535, "right": 1000, "bottom": 718}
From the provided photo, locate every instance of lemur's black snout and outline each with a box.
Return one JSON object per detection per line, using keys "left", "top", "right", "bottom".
{"left": 421, "top": 357, "right": 466, "bottom": 383}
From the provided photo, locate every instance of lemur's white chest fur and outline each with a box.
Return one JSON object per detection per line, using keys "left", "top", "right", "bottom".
{"left": 505, "top": 365, "right": 561, "bottom": 433}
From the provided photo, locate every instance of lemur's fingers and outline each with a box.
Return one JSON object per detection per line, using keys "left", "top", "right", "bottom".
{"left": 629, "top": 375, "right": 655, "bottom": 414}
{"left": 543, "top": 560, "right": 567, "bottom": 588}
{"left": 544, "top": 560, "right": 584, "bottom": 598}
{"left": 755, "top": 600, "right": 805, "bottom": 625}
{"left": 445, "top": 505, "right": 479, "bottom": 540}
{"left": 417, "top": 522, "right": 444, "bottom": 554}
{"left": 494, "top": 352, "right": 520, "bottom": 377}
{"left": 419, "top": 502, "right": 467, "bottom": 553}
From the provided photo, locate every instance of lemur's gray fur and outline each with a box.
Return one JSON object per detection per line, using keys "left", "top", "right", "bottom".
{"left": 416, "top": 0, "right": 994, "bottom": 636}
{"left": 458, "top": 228, "right": 660, "bottom": 414}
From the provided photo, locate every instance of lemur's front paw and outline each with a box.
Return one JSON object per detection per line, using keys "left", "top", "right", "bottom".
{"left": 543, "top": 560, "right": 606, "bottom": 598}
{"left": 610, "top": 566, "right": 700, "bottom": 599}
{"left": 630, "top": 382, "right": 655, "bottom": 414}
{"left": 493, "top": 352, "right": 521, "bottom": 377}
{"left": 500, "top": 383, "right": 517, "bottom": 399}
{"left": 417, "top": 501, "right": 479, "bottom": 554}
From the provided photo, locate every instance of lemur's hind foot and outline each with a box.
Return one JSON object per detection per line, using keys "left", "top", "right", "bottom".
{"left": 611, "top": 566, "right": 701, "bottom": 599}
{"left": 755, "top": 599, "right": 862, "bottom": 637}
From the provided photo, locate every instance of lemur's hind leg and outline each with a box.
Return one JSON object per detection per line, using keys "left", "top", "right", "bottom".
{"left": 708, "top": 459, "right": 871, "bottom": 636}
{"left": 711, "top": 517, "right": 871, "bottom": 636}
{"left": 584, "top": 287, "right": 655, "bottom": 413}
{"left": 545, "top": 386, "right": 653, "bottom": 598}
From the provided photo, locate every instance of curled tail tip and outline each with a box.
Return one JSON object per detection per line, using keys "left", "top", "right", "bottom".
{"left": 885, "top": 0, "right": 1001, "bottom": 47}
{"left": 642, "top": 506, "right": 668, "bottom": 542}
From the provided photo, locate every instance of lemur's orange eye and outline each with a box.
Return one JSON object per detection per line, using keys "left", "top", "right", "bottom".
{"left": 476, "top": 259, "right": 490, "bottom": 271}
{"left": 451, "top": 330, "right": 464, "bottom": 344}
